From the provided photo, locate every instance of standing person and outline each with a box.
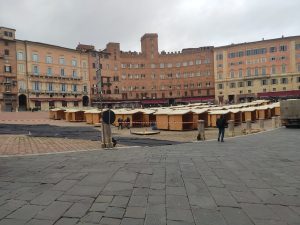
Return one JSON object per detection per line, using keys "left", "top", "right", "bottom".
{"left": 117, "top": 118, "right": 123, "bottom": 130}
{"left": 216, "top": 115, "right": 227, "bottom": 142}
{"left": 126, "top": 117, "right": 130, "bottom": 129}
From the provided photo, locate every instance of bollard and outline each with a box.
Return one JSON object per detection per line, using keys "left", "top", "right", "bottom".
{"left": 272, "top": 116, "right": 277, "bottom": 128}
{"left": 228, "top": 120, "right": 235, "bottom": 137}
{"left": 246, "top": 120, "right": 252, "bottom": 134}
{"left": 259, "top": 119, "right": 265, "bottom": 130}
{"left": 197, "top": 120, "right": 205, "bottom": 141}
{"left": 101, "top": 122, "right": 114, "bottom": 148}
{"left": 277, "top": 116, "right": 281, "bottom": 127}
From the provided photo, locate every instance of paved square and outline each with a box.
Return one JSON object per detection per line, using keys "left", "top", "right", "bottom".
{"left": 0, "top": 128, "right": 299, "bottom": 224}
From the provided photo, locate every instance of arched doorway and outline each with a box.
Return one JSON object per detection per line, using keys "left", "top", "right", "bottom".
{"left": 82, "top": 96, "right": 89, "bottom": 107}
{"left": 18, "top": 94, "right": 27, "bottom": 111}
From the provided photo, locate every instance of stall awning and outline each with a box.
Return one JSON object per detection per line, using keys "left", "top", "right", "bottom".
{"left": 257, "top": 90, "right": 300, "bottom": 98}
{"left": 176, "top": 96, "right": 215, "bottom": 103}
{"left": 141, "top": 99, "right": 169, "bottom": 104}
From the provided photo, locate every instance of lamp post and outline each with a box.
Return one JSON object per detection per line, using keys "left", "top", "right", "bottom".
{"left": 95, "top": 51, "right": 105, "bottom": 147}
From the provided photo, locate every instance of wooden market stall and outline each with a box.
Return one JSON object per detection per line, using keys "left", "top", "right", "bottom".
{"left": 168, "top": 110, "right": 194, "bottom": 131}
{"left": 228, "top": 108, "right": 242, "bottom": 125}
{"left": 64, "top": 109, "right": 85, "bottom": 122}
{"left": 241, "top": 107, "right": 257, "bottom": 122}
{"left": 154, "top": 109, "right": 171, "bottom": 130}
{"left": 191, "top": 108, "right": 209, "bottom": 129}
{"left": 256, "top": 105, "right": 271, "bottom": 120}
{"left": 112, "top": 109, "right": 144, "bottom": 128}
{"left": 139, "top": 109, "right": 156, "bottom": 127}
{"left": 208, "top": 110, "right": 230, "bottom": 127}
{"left": 84, "top": 109, "right": 102, "bottom": 124}
{"left": 49, "top": 108, "right": 66, "bottom": 120}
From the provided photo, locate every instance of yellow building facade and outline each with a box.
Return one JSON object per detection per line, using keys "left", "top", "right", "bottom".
{"left": 214, "top": 36, "right": 300, "bottom": 104}
{"left": 16, "top": 40, "right": 90, "bottom": 111}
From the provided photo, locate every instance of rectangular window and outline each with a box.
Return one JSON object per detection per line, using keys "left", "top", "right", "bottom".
{"left": 247, "top": 68, "right": 251, "bottom": 76}
{"left": 261, "top": 80, "right": 268, "bottom": 85}
{"left": 238, "top": 82, "right": 244, "bottom": 87}
{"left": 60, "top": 68, "right": 65, "bottom": 76}
{"left": 167, "top": 63, "right": 172, "bottom": 68}
{"left": 160, "top": 63, "right": 165, "bottom": 68}
{"left": 282, "top": 64, "right": 286, "bottom": 73}
{"left": 61, "top": 83, "right": 66, "bottom": 92}
{"left": 72, "top": 84, "right": 77, "bottom": 92}
{"left": 270, "top": 47, "right": 277, "bottom": 52}
{"left": 59, "top": 57, "right": 65, "bottom": 65}
{"left": 46, "top": 56, "right": 52, "bottom": 64}
{"left": 182, "top": 62, "right": 188, "bottom": 67}
{"left": 18, "top": 64, "right": 25, "bottom": 73}
{"left": 72, "top": 59, "right": 77, "bottom": 67}
{"left": 83, "top": 85, "right": 87, "bottom": 92}
{"left": 176, "top": 62, "right": 181, "bottom": 67}
{"left": 230, "top": 82, "right": 236, "bottom": 88}
{"left": 262, "top": 67, "right": 266, "bottom": 75}
{"left": 271, "top": 65, "right": 276, "bottom": 74}
{"left": 281, "top": 78, "right": 288, "bottom": 84}
{"left": 238, "top": 69, "right": 243, "bottom": 78}
{"left": 72, "top": 70, "right": 77, "bottom": 77}
{"left": 230, "top": 71, "right": 234, "bottom": 78}
{"left": 279, "top": 45, "right": 287, "bottom": 51}
{"left": 247, "top": 81, "right": 252, "bottom": 86}
{"left": 296, "top": 44, "right": 300, "bottom": 50}
{"left": 32, "top": 53, "right": 39, "bottom": 62}
{"left": 217, "top": 83, "right": 223, "bottom": 89}
{"left": 47, "top": 67, "right": 52, "bottom": 76}
{"left": 17, "top": 52, "right": 24, "bottom": 60}
{"left": 151, "top": 64, "right": 156, "bottom": 68}
{"left": 48, "top": 83, "right": 53, "bottom": 91}
{"left": 255, "top": 68, "right": 259, "bottom": 76}
{"left": 34, "top": 81, "right": 40, "bottom": 91}
{"left": 195, "top": 59, "right": 201, "bottom": 64}
{"left": 271, "top": 79, "right": 278, "bottom": 85}
{"left": 216, "top": 54, "right": 223, "bottom": 60}
{"left": 4, "top": 65, "right": 12, "bottom": 73}
{"left": 33, "top": 65, "right": 39, "bottom": 75}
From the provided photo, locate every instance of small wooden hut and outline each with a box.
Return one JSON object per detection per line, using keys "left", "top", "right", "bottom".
{"left": 84, "top": 109, "right": 101, "bottom": 124}
{"left": 191, "top": 108, "right": 209, "bottom": 129}
{"left": 256, "top": 105, "right": 271, "bottom": 120}
{"left": 49, "top": 108, "right": 66, "bottom": 120}
{"left": 139, "top": 109, "right": 156, "bottom": 127}
{"left": 208, "top": 110, "right": 230, "bottom": 127}
{"left": 228, "top": 109, "right": 242, "bottom": 125}
{"left": 241, "top": 107, "right": 257, "bottom": 122}
{"left": 168, "top": 110, "right": 194, "bottom": 131}
{"left": 65, "top": 109, "right": 85, "bottom": 122}
{"left": 154, "top": 109, "right": 171, "bottom": 130}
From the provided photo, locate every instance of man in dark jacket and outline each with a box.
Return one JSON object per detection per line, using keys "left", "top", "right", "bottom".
{"left": 216, "top": 115, "right": 227, "bottom": 142}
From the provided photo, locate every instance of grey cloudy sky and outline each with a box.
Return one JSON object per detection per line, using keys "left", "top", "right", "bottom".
{"left": 0, "top": 0, "right": 299, "bottom": 52}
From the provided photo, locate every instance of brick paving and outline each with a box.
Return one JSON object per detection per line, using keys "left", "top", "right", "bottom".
{"left": 0, "top": 128, "right": 299, "bottom": 225}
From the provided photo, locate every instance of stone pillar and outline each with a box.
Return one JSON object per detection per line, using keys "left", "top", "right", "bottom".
{"left": 272, "top": 116, "right": 277, "bottom": 128}
{"left": 246, "top": 120, "right": 252, "bottom": 134}
{"left": 259, "top": 119, "right": 265, "bottom": 130}
{"left": 101, "top": 122, "right": 113, "bottom": 148}
{"left": 228, "top": 120, "right": 235, "bottom": 137}
{"left": 197, "top": 120, "right": 205, "bottom": 141}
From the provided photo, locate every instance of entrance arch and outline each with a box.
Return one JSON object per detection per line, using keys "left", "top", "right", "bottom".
{"left": 82, "top": 96, "right": 89, "bottom": 107}
{"left": 18, "top": 94, "right": 27, "bottom": 111}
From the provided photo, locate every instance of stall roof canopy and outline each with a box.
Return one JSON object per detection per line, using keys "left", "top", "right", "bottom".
{"left": 240, "top": 107, "right": 257, "bottom": 112}
{"left": 209, "top": 110, "right": 229, "bottom": 115}
{"left": 50, "top": 108, "right": 65, "bottom": 112}
{"left": 190, "top": 108, "right": 209, "bottom": 114}
{"left": 168, "top": 109, "right": 193, "bottom": 115}
{"left": 65, "top": 109, "right": 84, "bottom": 113}
{"left": 228, "top": 108, "right": 242, "bottom": 113}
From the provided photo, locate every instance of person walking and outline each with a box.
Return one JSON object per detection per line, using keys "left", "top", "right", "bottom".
{"left": 216, "top": 115, "right": 227, "bottom": 142}
{"left": 117, "top": 118, "right": 123, "bottom": 130}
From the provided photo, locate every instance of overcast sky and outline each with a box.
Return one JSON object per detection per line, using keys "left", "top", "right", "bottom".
{"left": 1, "top": 0, "right": 299, "bottom": 52}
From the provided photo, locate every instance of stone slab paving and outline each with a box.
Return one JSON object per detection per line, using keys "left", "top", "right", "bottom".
{"left": 0, "top": 128, "right": 300, "bottom": 225}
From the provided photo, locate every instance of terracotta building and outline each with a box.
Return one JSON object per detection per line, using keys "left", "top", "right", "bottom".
{"left": 104, "top": 34, "right": 215, "bottom": 107}
{"left": 214, "top": 36, "right": 300, "bottom": 104}
{"left": 0, "top": 27, "right": 18, "bottom": 111}
{"left": 15, "top": 39, "right": 90, "bottom": 111}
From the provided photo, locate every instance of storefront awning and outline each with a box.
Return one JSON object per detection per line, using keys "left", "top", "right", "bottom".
{"left": 141, "top": 99, "right": 168, "bottom": 104}
{"left": 29, "top": 98, "right": 81, "bottom": 102}
{"left": 257, "top": 90, "right": 300, "bottom": 98}
{"left": 176, "top": 96, "right": 214, "bottom": 103}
